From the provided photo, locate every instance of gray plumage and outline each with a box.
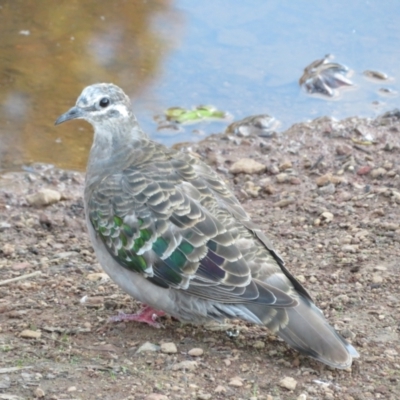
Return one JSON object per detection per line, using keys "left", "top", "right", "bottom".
{"left": 55, "top": 83, "right": 359, "bottom": 369}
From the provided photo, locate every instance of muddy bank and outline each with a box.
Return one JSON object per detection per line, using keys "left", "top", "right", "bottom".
{"left": 1, "top": 112, "right": 400, "bottom": 399}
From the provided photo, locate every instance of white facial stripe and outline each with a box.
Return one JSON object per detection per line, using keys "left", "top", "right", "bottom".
{"left": 112, "top": 104, "right": 130, "bottom": 117}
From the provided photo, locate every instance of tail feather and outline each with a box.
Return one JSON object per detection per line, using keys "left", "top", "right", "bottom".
{"left": 247, "top": 296, "right": 359, "bottom": 369}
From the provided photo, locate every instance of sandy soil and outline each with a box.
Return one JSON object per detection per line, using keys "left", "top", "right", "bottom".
{"left": 0, "top": 111, "right": 400, "bottom": 400}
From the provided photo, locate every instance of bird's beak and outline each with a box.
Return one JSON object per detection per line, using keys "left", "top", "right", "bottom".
{"left": 55, "top": 106, "right": 84, "bottom": 125}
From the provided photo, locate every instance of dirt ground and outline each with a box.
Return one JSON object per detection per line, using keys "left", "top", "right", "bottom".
{"left": 1, "top": 111, "right": 400, "bottom": 400}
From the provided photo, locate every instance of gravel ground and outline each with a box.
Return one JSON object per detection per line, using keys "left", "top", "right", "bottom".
{"left": 0, "top": 112, "right": 400, "bottom": 400}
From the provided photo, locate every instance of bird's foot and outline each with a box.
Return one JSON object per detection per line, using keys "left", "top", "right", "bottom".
{"left": 108, "top": 305, "right": 166, "bottom": 328}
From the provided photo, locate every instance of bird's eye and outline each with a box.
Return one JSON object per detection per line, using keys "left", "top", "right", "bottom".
{"left": 99, "top": 97, "right": 110, "bottom": 108}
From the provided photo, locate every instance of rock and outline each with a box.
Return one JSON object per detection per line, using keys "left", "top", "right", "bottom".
{"left": 244, "top": 181, "right": 261, "bottom": 197}
{"left": 316, "top": 173, "right": 332, "bottom": 186}
{"left": 296, "top": 275, "right": 306, "bottom": 283}
{"left": 321, "top": 211, "right": 334, "bottom": 222}
{"left": 357, "top": 165, "right": 371, "bottom": 175}
{"left": 188, "top": 348, "right": 204, "bottom": 357}
{"left": 372, "top": 274, "right": 383, "bottom": 284}
{"left": 197, "top": 393, "right": 212, "bottom": 400}
{"left": 264, "top": 184, "right": 276, "bottom": 195}
{"left": 1, "top": 243, "right": 15, "bottom": 256}
{"left": 279, "top": 160, "right": 292, "bottom": 170}
{"left": 20, "top": 329, "right": 41, "bottom": 339}
{"left": 297, "top": 394, "right": 307, "bottom": 400}
{"left": 252, "top": 340, "right": 265, "bottom": 349}
{"left": 268, "top": 164, "right": 280, "bottom": 175}
{"left": 276, "top": 173, "right": 289, "bottom": 183}
{"left": 26, "top": 188, "right": 61, "bottom": 206}
{"left": 279, "top": 376, "right": 297, "bottom": 391}
{"left": 230, "top": 158, "right": 266, "bottom": 174}
{"left": 136, "top": 342, "right": 160, "bottom": 353}
{"left": 67, "top": 386, "right": 77, "bottom": 392}
{"left": 318, "top": 183, "right": 336, "bottom": 195}
{"left": 34, "top": 387, "right": 45, "bottom": 398}
{"left": 171, "top": 360, "right": 198, "bottom": 371}
{"left": 86, "top": 273, "right": 109, "bottom": 281}
{"left": 370, "top": 168, "right": 386, "bottom": 179}
{"left": 336, "top": 144, "right": 352, "bottom": 156}
{"left": 11, "top": 262, "right": 32, "bottom": 271}
{"left": 341, "top": 245, "right": 358, "bottom": 253}
{"left": 145, "top": 394, "right": 169, "bottom": 400}
{"left": 309, "top": 276, "right": 317, "bottom": 283}
{"left": 228, "top": 377, "right": 243, "bottom": 387}
{"left": 160, "top": 342, "right": 177, "bottom": 354}
{"left": 214, "top": 385, "right": 227, "bottom": 394}
{"left": 274, "top": 197, "right": 295, "bottom": 208}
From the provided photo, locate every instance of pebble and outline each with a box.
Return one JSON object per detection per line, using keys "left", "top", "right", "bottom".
{"left": 145, "top": 394, "right": 169, "bottom": 400}
{"left": 274, "top": 197, "right": 295, "bottom": 208}
{"left": 136, "top": 342, "right": 160, "bottom": 353}
{"left": 67, "top": 386, "right": 77, "bottom": 392}
{"left": 244, "top": 181, "right": 261, "bottom": 197}
{"left": 20, "top": 329, "right": 41, "bottom": 339}
{"left": 370, "top": 168, "right": 386, "bottom": 179}
{"left": 171, "top": 360, "right": 198, "bottom": 371}
{"left": 341, "top": 245, "right": 358, "bottom": 253}
{"left": 34, "top": 387, "right": 45, "bottom": 398}
{"left": 372, "top": 274, "right": 383, "bottom": 284}
{"left": 318, "top": 183, "right": 336, "bottom": 195}
{"left": 297, "top": 394, "right": 307, "bottom": 400}
{"left": 321, "top": 211, "right": 334, "bottom": 222}
{"left": 197, "top": 393, "right": 212, "bottom": 400}
{"left": 86, "top": 273, "right": 109, "bottom": 281}
{"left": 336, "top": 144, "right": 352, "bottom": 156}
{"left": 316, "top": 173, "right": 332, "bottom": 186}
{"left": 214, "top": 385, "right": 227, "bottom": 393}
{"left": 279, "top": 376, "right": 298, "bottom": 391}
{"left": 279, "top": 160, "right": 292, "bottom": 170}
{"left": 276, "top": 173, "right": 289, "bottom": 183}
{"left": 230, "top": 158, "right": 266, "bottom": 174}
{"left": 228, "top": 377, "right": 243, "bottom": 387}
{"left": 160, "top": 342, "right": 177, "bottom": 354}
{"left": 296, "top": 275, "right": 306, "bottom": 283}
{"left": 357, "top": 165, "right": 371, "bottom": 175}
{"left": 11, "top": 262, "right": 32, "bottom": 271}
{"left": 2, "top": 244, "right": 15, "bottom": 256}
{"left": 268, "top": 164, "right": 280, "bottom": 175}
{"left": 188, "top": 348, "right": 204, "bottom": 357}
{"left": 26, "top": 188, "right": 61, "bottom": 206}
{"left": 252, "top": 340, "right": 265, "bottom": 349}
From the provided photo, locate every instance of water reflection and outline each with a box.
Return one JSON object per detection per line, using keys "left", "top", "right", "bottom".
{"left": 0, "top": 0, "right": 399, "bottom": 172}
{"left": 0, "top": 0, "right": 176, "bottom": 170}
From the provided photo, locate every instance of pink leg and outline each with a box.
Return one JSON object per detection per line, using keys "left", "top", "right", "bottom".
{"left": 108, "top": 305, "right": 166, "bottom": 328}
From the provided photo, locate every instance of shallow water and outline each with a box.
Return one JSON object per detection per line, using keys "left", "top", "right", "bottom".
{"left": 0, "top": 0, "right": 399, "bottom": 171}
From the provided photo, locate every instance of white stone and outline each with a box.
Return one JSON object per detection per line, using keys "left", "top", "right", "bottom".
{"left": 188, "top": 347, "right": 204, "bottom": 356}
{"left": 279, "top": 376, "right": 297, "bottom": 390}
{"left": 160, "top": 342, "right": 177, "bottom": 354}
{"left": 136, "top": 342, "right": 160, "bottom": 353}
{"left": 230, "top": 158, "right": 266, "bottom": 174}
{"left": 27, "top": 188, "right": 61, "bottom": 206}
{"left": 171, "top": 360, "right": 198, "bottom": 371}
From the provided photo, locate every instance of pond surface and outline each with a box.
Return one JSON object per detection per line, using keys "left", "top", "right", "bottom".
{"left": 0, "top": 0, "right": 399, "bottom": 171}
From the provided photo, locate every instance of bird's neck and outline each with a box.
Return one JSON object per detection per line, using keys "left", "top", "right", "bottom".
{"left": 86, "top": 118, "right": 147, "bottom": 181}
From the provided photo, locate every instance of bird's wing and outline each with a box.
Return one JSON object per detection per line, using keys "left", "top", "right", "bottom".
{"left": 87, "top": 142, "right": 297, "bottom": 308}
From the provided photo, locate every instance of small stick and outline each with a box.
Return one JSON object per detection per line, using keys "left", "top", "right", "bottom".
{"left": 0, "top": 271, "right": 41, "bottom": 286}
{"left": 310, "top": 155, "right": 324, "bottom": 170}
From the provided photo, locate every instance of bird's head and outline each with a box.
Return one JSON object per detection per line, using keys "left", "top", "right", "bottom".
{"left": 55, "top": 83, "right": 134, "bottom": 127}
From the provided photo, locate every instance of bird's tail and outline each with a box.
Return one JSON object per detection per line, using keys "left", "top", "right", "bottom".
{"left": 246, "top": 296, "right": 359, "bottom": 369}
